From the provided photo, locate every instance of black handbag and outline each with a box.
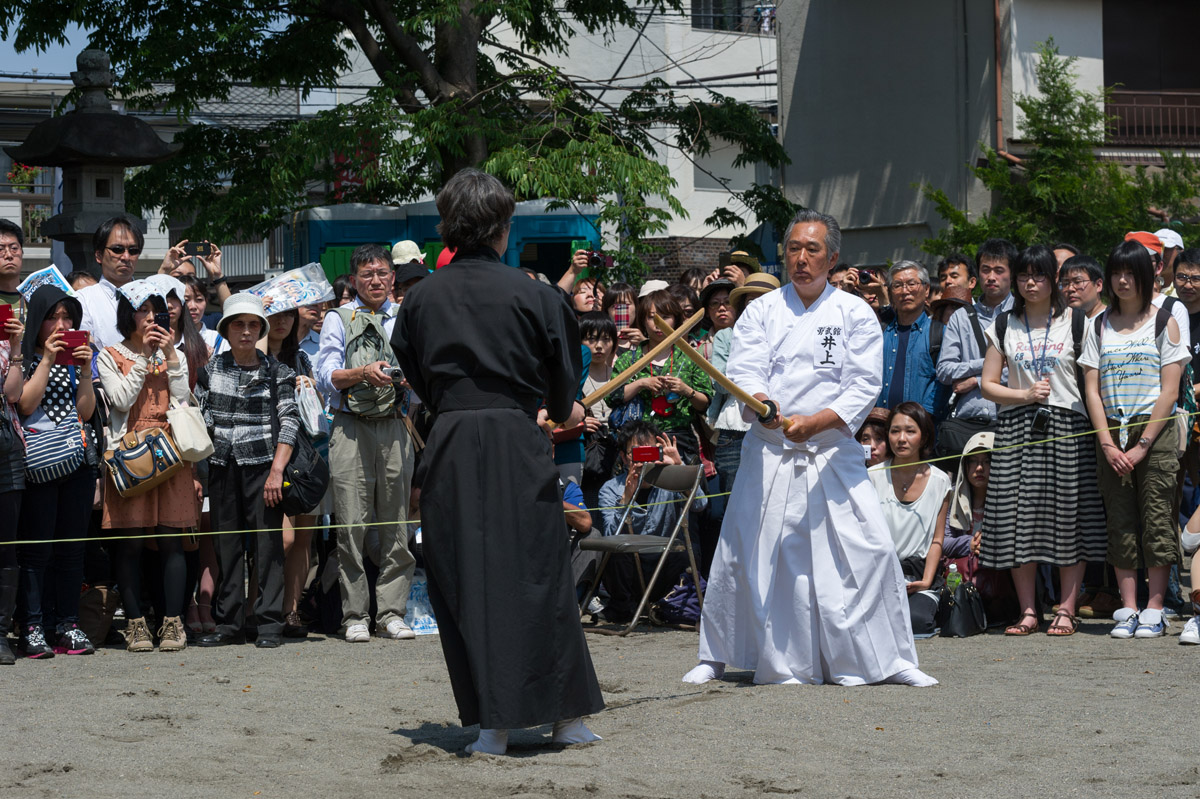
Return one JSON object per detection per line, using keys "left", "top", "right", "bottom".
{"left": 583, "top": 423, "right": 618, "bottom": 487}
{"left": 935, "top": 415, "right": 996, "bottom": 460}
{"left": 269, "top": 360, "right": 330, "bottom": 516}
{"left": 939, "top": 582, "right": 988, "bottom": 638}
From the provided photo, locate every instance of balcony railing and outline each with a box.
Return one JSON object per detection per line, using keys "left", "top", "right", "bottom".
{"left": 1106, "top": 90, "right": 1200, "bottom": 146}
{"left": 0, "top": 182, "right": 53, "bottom": 245}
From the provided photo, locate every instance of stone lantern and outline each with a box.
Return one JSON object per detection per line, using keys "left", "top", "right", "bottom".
{"left": 4, "top": 49, "right": 176, "bottom": 274}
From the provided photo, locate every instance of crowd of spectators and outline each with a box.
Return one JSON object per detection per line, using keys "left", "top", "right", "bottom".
{"left": 1, "top": 209, "right": 1198, "bottom": 665}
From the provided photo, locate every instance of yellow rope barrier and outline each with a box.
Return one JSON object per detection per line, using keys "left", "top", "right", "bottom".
{"left": 1, "top": 410, "right": 1193, "bottom": 546}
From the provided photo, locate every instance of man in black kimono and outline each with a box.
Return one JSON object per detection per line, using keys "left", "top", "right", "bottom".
{"left": 391, "top": 168, "right": 604, "bottom": 755}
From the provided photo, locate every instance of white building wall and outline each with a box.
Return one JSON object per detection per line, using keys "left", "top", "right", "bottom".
{"left": 1009, "top": 0, "right": 1104, "bottom": 137}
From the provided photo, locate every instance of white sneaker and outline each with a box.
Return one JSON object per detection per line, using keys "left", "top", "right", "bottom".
{"left": 1181, "top": 526, "right": 1200, "bottom": 556}
{"left": 345, "top": 623, "right": 370, "bottom": 643}
{"left": 380, "top": 618, "right": 416, "bottom": 640}
{"left": 1181, "top": 616, "right": 1200, "bottom": 645}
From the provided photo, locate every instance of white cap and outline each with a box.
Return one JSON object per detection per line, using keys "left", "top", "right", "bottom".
{"left": 638, "top": 279, "right": 669, "bottom": 297}
{"left": 216, "top": 292, "right": 269, "bottom": 341}
{"left": 391, "top": 240, "right": 423, "bottom": 265}
{"left": 1156, "top": 228, "right": 1184, "bottom": 250}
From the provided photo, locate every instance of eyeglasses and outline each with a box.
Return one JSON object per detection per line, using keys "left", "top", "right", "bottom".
{"left": 707, "top": 299, "right": 732, "bottom": 309}
{"left": 0, "top": 243, "right": 21, "bottom": 255}
{"left": 357, "top": 269, "right": 391, "bottom": 282}
{"left": 1017, "top": 273, "right": 1048, "bottom": 285}
{"left": 1176, "top": 274, "right": 1200, "bottom": 285}
{"left": 106, "top": 245, "right": 142, "bottom": 256}
{"left": 1058, "top": 278, "right": 1091, "bottom": 290}
{"left": 890, "top": 280, "right": 926, "bottom": 292}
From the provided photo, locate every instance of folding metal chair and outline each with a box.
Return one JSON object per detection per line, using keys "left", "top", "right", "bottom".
{"left": 578, "top": 463, "right": 705, "bottom": 635}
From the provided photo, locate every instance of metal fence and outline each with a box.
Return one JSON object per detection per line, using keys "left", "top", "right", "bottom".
{"left": 691, "top": 8, "right": 776, "bottom": 35}
{"left": 1106, "top": 91, "right": 1200, "bottom": 147}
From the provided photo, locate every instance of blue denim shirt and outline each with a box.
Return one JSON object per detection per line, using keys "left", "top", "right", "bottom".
{"left": 879, "top": 310, "right": 949, "bottom": 419}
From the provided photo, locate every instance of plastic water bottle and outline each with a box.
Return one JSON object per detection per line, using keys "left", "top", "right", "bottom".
{"left": 946, "top": 564, "right": 962, "bottom": 592}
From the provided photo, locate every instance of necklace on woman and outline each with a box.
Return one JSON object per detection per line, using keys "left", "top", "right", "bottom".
{"left": 894, "top": 464, "right": 923, "bottom": 495}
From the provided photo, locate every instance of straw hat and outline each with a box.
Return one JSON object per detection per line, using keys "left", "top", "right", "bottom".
{"left": 216, "top": 292, "right": 269, "bottom": 340}
{"left": 728, "top": 272, "right": 780, "bottom": 310}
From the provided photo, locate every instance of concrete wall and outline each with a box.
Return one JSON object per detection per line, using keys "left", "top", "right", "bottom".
{"left": 777, "top": 0, "right": 996, "bottom": 266}
{"left": 1009, "top": 0, "right": 1104, "bottom": 136}
{"left": 487, "top": 10, "right": 778, "bottom": 245}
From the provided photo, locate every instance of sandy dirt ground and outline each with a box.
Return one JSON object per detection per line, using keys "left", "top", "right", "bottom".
{"left": 4, "top": 618, "right": 1200, "bottom": 799}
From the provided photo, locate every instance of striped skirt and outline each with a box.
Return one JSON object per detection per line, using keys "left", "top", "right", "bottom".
{"left": 979, "top": 404, "right": 1107, "bottom": 569}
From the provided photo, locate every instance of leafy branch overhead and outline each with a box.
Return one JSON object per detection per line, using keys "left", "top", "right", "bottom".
{"left": 1, "top": 0, "right": 792, "bottom": 275}
{"left": 921, "top": 39, "right": 1200, "bottom": 260}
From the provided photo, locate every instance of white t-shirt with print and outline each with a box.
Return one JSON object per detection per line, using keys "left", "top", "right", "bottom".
{"left": 985, "top": 310, "right": 1085, "bottom": 415}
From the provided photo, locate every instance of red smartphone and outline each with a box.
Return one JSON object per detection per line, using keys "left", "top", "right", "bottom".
{"left": 612, "top": 302, "right": 631, "bottom": 329}
{"left": 0, "top": 304, "right": 12, "bottom": 326}
{"left": 56, "top": 330, "right": 89, "bottom": 366}
{"left": 631, "top": 445, "right": 663, "bottom": 463}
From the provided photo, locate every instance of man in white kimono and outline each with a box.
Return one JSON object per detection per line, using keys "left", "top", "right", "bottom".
{"left": 683, "top": 209, "right": 936, "bottom": 687}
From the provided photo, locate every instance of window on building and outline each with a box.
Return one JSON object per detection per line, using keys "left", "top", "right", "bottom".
{"left": 691, "top": 0, "right": 775, "bottom": 35}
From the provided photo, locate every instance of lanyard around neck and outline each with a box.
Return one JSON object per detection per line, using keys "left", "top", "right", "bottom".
{"left": 1023, "top": 312, "right": 1053, "bottom": 376}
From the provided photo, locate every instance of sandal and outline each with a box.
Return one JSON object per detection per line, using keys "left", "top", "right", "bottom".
{"left": 1004, "top": 611, "right": 1039, "bottom": 636}
{"left": 1046, "top": 609, "right": 1078, "bottom": 636}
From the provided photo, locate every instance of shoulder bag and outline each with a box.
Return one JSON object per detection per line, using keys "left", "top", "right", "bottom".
{"left": 269, "top": 360, "right": 330, "bottom": 516}
{"left": 24, "top": 364, "right": 87, "bottom": 483}
{"left": 166, "top": 393, "right": 214, "bottom": 462}
{"left": 103, "top": 426, "right": 185, "bottom": 498}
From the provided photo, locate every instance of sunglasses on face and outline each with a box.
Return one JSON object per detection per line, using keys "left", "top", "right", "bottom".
{"left": 106, "top": 245, "right": 142, "bottom": 256}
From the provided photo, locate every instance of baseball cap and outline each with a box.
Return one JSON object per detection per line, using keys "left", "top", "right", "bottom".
{"left": 1125, "top": 231, "right": 1163, "bottom": 256}
{"left": 1155, "top": 228, "right": 1184, "bottom": 251}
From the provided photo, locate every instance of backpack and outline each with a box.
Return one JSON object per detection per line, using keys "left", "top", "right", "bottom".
{"left": 993, "top": 306, "right": 1086, "bottom": 397}
{"left": 332, "top": 306, "right": 400, "bottom": 417}
{"left": 1093, "top": 300, "right": 1196, "bottom": 455}
{"left": 925, "top": 303, "right": 986, "bottom": 367}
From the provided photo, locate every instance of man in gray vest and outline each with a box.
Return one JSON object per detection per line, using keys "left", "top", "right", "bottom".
{"left": 316, "top": 244, "right": 416, "bottom": 642}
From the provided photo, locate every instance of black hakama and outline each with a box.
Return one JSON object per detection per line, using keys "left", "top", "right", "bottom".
{"left": 391, "top": 248, "right": 605, "bottom": 730}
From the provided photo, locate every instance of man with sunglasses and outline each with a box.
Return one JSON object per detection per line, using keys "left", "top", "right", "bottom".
{"left": 77, "top": 215, "right": 145, "bottom": 349}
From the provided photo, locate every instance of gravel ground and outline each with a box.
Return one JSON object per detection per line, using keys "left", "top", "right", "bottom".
{"left": 4, "top": 617, "right": 1199, "bottom": 799}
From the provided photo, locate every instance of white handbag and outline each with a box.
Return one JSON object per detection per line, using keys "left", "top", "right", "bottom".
{"left": 166, "top": 394, "right": 214, "bottom": 462}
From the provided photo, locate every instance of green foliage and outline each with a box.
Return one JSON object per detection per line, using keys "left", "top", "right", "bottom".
{"left": 921, "top": 39, "right": 1200, "bottom": 260}
{"left": 1, "top": 0, "right": 789, "bottom": 278}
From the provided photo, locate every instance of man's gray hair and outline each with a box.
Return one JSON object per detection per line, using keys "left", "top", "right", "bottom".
{"left": 887, "top": 260, "right": 930, "bottom": 287}
{"left": 783, "top": 209, "right": 841, "bottom": 261}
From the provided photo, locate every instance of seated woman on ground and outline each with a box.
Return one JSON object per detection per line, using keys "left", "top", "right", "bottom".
{"left": 595, "top": 420, "right": 706, "bottom": 624}
{"left": 868, "top": 402, "right": 952, "bottom": 637}
{"left": 857, "top": 408, "right": 891, "bottom": 467}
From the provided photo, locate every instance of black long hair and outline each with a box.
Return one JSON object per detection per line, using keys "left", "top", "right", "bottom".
{"left": 268, "top": 309, "right": 302, "bottom": 371}
{"left": 1105, "top": 240, "right": 1155, "bottom": 315}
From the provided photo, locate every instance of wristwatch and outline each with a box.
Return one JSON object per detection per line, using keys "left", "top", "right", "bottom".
{"left": 1138, "top": 436, "right": 1152, "bottom": 448}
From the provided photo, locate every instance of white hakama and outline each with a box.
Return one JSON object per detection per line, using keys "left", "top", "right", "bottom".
{"left": 696, "top": 282, "right": 926, "bottom": 685}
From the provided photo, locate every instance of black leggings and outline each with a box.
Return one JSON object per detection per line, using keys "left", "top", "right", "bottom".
{"left": 113, "top": 527, "right": 186, "bottom": 619}
{"left": 0, "top": 489, "right": 18, "bottom": 570}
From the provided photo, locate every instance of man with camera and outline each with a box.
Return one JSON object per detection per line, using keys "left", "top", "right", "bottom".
{"left": 315, "top": 243, "right": 416, "bottom": 643}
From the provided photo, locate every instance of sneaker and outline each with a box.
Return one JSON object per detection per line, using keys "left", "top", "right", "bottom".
{"left": 1110, "top": 608, "right": 1139, "bottom": 639}
{"left": 1182, "top": 525, "right": 1200, "bottom": 556}
{"left": 1180, "top": 616, "right": 1200, "bottom": 645}
{"left": 125, "top": 618, "right": 154, "bottom": 652}
{"left": 586, "top": 597, "right": 606, "bottom": 617}
{"left": 1134, "top": 608, "right": 1168, "bottom": 638}
{"left": 380, "top": 618, "right": 416, "bottom": 640}
{"left": 157, "top": 616, "right": 187, "bottom": 652}
{"left": 21, "top": 625, "right": 54, "bottom": 659}
{"left": 54, "top": 623, "right": 94, "bottom": 655}
{"left": 345, "top": 623, "right": 370, "bottom": 643}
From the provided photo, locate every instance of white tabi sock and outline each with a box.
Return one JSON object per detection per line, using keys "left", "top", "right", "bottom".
{"left": 465, "top": 728, "right": 509, "bottom": 754}
{"left": 882, "top": 668, "right": 939, "bottom": 687}
{"left": 551, "top": 717, "right": 602, "bottom": 745}
{"left": 681, "top": 660, "right": 725, "bottom": 684}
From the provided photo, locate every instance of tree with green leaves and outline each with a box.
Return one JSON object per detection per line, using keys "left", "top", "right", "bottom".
{"left": 1, "top": 0, "right": 794, "bottom": 277}
{"left": 921, "top": 39, "right": 1200, "bottom": 260}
